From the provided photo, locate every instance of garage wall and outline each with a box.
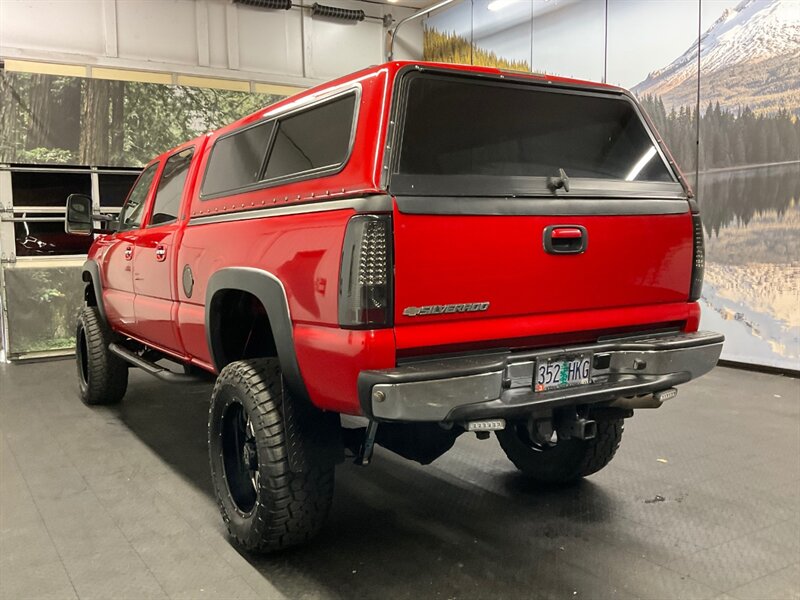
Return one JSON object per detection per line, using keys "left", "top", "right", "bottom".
{"left": 0, "top": 0, "right": 423, "bottom": 87}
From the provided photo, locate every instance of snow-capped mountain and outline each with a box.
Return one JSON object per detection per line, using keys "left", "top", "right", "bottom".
{"left": 633, "top": 0, "right": 800, "bottom": 114}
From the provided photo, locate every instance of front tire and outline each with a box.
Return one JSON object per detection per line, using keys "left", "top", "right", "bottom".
{"left": 208, "top": 359, "right": 335, "bottom": 553}
{"left": 75, "top": 306, "right": 128, "bottom": 406}
{"left": 497, "top": 418, "right": 623, "bottom": 484}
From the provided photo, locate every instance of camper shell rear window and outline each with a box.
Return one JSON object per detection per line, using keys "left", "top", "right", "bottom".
{"left": 390, "top": 72, "right": 680, "bottom": 197}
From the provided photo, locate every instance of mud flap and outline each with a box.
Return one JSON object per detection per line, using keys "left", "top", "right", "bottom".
{"left": 281, "top": 377, "right": 344, "bottom": 473}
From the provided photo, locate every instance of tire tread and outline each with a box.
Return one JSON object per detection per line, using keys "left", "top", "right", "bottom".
{"left": 209, "top": 359, "right": 334, "bottom": 553}
{"left": 77, "top": 306, "right": 128, "bottom": 405}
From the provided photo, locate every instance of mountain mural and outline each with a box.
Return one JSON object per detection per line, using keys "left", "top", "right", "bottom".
{"left": 633, "top": 0, "right": 800, "bottom": 115}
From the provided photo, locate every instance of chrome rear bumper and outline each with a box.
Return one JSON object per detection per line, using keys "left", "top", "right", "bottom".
{"left": 358, "top": 331, "right": 724, "bottom": 422}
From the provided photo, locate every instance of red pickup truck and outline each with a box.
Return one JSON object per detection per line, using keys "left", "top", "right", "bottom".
{"left": 66, "top": 61, "right": 723, "bottom": 552}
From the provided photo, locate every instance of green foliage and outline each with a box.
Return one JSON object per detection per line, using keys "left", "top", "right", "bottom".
{"left": 0, "top": 70, "right": 284, "bottom": 167}
{"left": 423, "top": 27, "right": 530, "bottom": 72}
{"left": 15, "top": 147, "right": 75, "bottom": 164}
{"left": 121, "top": 83, "right": 281, "bottom": 166}
{"left": 4, "top": 266, "right": 83, "bottom": 356}
{"left": 638, "top": 95, "right": 800, "bottom": 173}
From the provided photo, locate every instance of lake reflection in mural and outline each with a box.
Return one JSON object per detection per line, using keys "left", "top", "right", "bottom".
{"left": 694, "top": 163, "right": 800, "bottom": 369}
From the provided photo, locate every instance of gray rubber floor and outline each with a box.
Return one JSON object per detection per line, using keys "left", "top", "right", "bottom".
{"left": 1, "top": 360, "right": 798, "bottom": 600}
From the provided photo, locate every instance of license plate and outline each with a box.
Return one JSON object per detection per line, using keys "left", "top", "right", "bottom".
{"left": 534, "top": 354, "right": 592, "bottom": 392}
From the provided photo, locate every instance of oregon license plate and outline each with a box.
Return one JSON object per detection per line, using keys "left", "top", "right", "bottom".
{"left": 534, "top": 354, "right": 592, "bottom": 392}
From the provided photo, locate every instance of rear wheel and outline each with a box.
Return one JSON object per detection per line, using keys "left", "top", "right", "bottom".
{"left": 496, "top": 418, "right": 623, "bottom": 484}
{"left": 75, "top": 306, "right": 128, "bottom": 405}
{"left": 208, "top": 359, "right": 335, "bottom": 553}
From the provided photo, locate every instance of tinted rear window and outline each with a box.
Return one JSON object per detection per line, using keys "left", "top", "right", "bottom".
{"left": 396, "top": 75, "right": 673, "bottom": 187}
{"left": 264, "top": 94, "right": 356, "bottom": 181}
{"left": 201, "top": 92, "right": 357, "bottom": 198}
{"left": 202, "top": 121, "right": 274, "bottom": 196}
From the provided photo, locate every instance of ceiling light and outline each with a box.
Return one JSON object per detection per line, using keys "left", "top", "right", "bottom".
{"left": 487, "top": 0, "right": 517, "bottom": 11}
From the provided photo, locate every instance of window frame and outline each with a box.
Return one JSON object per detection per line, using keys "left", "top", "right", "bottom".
{"left": 384, "top": 68, "right": 686, "bottom": 199}
{"left": 199, "top": 86, "right": 361, "bottom": 201}
{"left": 117, "top": 161, "right": 160, "bottom": 232}
{"left": 145, "top": 146, "right": 196, "bottom": 228}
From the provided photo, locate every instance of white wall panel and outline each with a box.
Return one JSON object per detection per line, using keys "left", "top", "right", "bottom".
{"left": 308, "top": 19, "right": 383, "bottom": 79}
{"left": 0, "top": 0, "right": 423, "bottom": 87}
{"left": 116, "top": 0, "right": 199, "bottom": 66}
{"left": 0, "top": 0, "right": 105, "bottom": 56}
{"left": 237, "top": 5, "right": 304, "bottom": 76}
{"left": 207, "top": 1, "right": 230, "bottom": 69}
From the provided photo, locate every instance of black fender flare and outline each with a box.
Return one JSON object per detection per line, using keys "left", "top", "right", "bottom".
{"left": 205, "top": 267, "right": 310, "bottom": 404}
{"left": 81, "top": 260, "right": 108, "bottom": 327}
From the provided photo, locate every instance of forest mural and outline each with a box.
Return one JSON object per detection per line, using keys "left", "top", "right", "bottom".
{"left": 0, "top": 71, "right": 284, "bottom": 167}
{"left": 424, "top": 0, "right": 799, "bottom": 370}
{"left": 0, "top": 68, "right": 286, "bottom": 356}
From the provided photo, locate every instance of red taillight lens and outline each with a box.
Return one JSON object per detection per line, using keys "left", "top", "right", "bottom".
{"left": 338, "top": 214, "right": 392, "bottom": 328}
{"left": 690, "top": 213, "right": 705, "bottom": 301}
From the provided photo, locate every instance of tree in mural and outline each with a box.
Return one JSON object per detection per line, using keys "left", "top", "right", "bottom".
{"left": 638, "top": 95, "right": 800, "bottom": 174}
{"left": 0, "top": 71, "right": 282, "bottom": 167}
{"left": 423, "top": 28, "right": 530, "bottom": 72}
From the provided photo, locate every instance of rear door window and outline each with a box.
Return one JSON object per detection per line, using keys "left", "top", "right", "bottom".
{"left": 393, "top": 74, "right": 676, "bottom": 195}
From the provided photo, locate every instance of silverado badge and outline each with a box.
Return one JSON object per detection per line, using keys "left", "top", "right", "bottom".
{"left": 402, "top": 302, "right": 490, "bottom": 317}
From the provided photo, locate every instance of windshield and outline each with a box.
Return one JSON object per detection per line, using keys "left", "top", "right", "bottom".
{"left": 393, "top": 73, "right": 675, "bottom": 194}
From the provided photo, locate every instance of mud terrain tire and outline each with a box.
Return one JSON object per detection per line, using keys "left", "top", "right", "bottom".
{"left": 208, "top": 359, "right": 335, "bottom": 553}
{"left": 75, "top": 306, "right": 128, "bottom": 405}
{"left": 497, "top": 418, "right": 623, "bottom": 484}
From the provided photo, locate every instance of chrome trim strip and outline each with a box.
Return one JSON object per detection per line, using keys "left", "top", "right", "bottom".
{"left": 187, "top": 194, "right": 392, "bottom": 226}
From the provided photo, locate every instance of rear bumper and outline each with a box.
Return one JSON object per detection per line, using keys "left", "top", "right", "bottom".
{"left": 358, "top": 330, "right": 724, "bottom": 422}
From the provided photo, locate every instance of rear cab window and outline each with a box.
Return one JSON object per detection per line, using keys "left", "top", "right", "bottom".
{"left": 390, "top": 72, "right": 683, "bottom": 198}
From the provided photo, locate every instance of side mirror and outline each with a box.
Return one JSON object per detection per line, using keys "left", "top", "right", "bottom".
{"left": 65, "top": 194, "right": 93, "bottom": 236}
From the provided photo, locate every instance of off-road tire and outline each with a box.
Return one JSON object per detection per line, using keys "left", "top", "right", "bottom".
{"left": 497, "top": 418, "right": 623, "bottom": 484}
{"left": 208, "top": 359, "right": 335, "bottom": 553}
{"left": 75, "top": 306, "right": 128, "bottom": 405}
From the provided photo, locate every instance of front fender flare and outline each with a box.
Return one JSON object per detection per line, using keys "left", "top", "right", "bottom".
{"left": 81, "top": 260, "right": 108, "bottom": 327}
{"left": 205, "top": 267, "right": 310, "bottom": 404}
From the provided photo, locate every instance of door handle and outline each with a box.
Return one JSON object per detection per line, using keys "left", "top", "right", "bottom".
{"left": 543, "top": 225, "right": 587, "bottom": 255}
{"left": 124, "top": 246, "right": 133, "bottom": 261}
{"left": 155, "top": 245, "right": 167, "bottom": 262}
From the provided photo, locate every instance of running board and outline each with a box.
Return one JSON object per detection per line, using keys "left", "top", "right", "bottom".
{"left": 108, "top": 343, "right": 209, "bottom": 384}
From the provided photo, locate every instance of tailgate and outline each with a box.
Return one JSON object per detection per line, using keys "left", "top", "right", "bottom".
{"left": 385, "top": 68, "right": 695, "bottom": 352}
{"left": 393, "top": 208, "right": 693, "bottom": 325}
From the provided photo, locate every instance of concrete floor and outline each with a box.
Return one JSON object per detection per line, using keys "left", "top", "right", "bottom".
{"left": 0, "top": 360, "right": 798, "bottom": 600}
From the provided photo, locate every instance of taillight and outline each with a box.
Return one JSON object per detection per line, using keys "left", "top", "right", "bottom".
{"left": 690, "top": 213, "right": 705, "bottom": 301}
{"left": 338, "top": 214, "right": 392, "bottom": 328}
